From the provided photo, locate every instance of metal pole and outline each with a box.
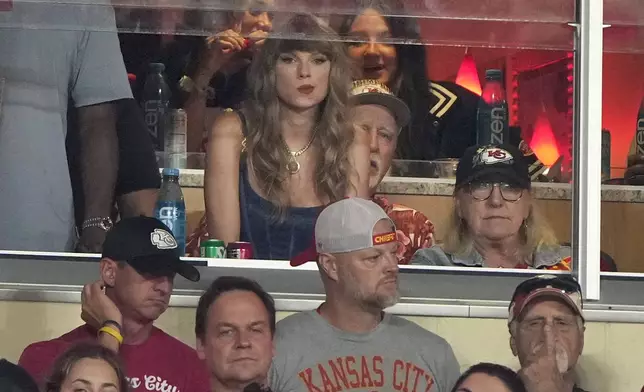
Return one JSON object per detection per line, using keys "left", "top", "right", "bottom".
{"left": 572, "top": 0, "right": 603, "bottom": 300}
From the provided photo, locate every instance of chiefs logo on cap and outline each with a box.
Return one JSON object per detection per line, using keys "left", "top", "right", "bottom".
{"left": 151, "top": 229, "right": 178, "bottom": 250}
{"left": 473, "top": 147, "right": 514, "bottom": 167}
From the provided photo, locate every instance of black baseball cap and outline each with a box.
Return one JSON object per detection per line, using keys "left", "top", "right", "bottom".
{"left": 455, "top": 144, "right": 531, "bottom": 189}
{"left": 508, "top": 275, "right": 584, "bottom": 324}
{"left": 0, "top": 359, "right": 39, "bottom": 392}
{"left": 102, "top": 216, "right": 200, "bottom": 282}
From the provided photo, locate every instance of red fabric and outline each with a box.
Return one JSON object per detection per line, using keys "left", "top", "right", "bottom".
{"left": 373, "top": 196, "right": 435, "bottom": 264}
{"left": 0, "top": 1, "right": 12, "bottom": 11}
{"left": 18, "top": 325, "right": 209, "bottom": 392}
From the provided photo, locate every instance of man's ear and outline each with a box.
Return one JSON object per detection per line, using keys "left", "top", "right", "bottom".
{"left": 510, "top": 335, "right": 519, "bottom": 357}
{"left": 100, "top": 258, "right": 119, "bottom": 288}
{"left": 318, "top": 253, "right": 339, "bottom": 282}
{"left": 509, "top": 323, "right": 519, "bottom": 357}
{"left": 454, "top": 194, "right": 463, "bottom": 219}
{"left": 196, "top": 336, "right": 206, "bottom": 361}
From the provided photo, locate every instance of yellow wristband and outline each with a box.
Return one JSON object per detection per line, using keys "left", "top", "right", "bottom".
{"left": 98, "top": 326, "right": 123, "bottom": 344}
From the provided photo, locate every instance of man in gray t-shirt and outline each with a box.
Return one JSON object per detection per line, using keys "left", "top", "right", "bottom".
{"left": 0, "top": 0, "right": 131, "bottom": 251}
{"left": 271, "top": 198, "right": 460, "bottom": 392}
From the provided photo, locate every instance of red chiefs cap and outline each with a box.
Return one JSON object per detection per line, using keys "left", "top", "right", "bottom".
{"left": 508, "top": 275, "right": 584, "bottom": 324}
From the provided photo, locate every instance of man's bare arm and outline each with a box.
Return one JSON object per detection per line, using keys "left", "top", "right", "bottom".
{"left": 77, "top": 102, "right": 118, "bottom": 252}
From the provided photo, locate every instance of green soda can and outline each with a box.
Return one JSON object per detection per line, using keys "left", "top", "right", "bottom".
{"left": 200, "top": 239, "right": 226, "bottom": 258}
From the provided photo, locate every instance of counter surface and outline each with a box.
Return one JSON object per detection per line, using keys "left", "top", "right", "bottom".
{"left": 177, "top": 170, "right": 644, "bottom": 203}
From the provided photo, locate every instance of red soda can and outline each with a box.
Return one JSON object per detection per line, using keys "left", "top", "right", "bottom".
{"left": 227, "top": 242, "right": 253, "bottom": 259}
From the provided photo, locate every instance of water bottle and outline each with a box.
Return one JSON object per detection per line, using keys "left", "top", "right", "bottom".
{"left": 636, "top": 97, "right": 644, "bottom": 155}
{"left": 477, "top": 69, "right": 509, "bottom": 146}
{"left": 141, "top": 63, "right": 171, "bottom": 151}
{"left": 155, "top": 168, "right": 186, "bottom": 256}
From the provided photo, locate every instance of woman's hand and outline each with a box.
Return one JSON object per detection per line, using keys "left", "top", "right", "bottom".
{"left": 195, "top": 26, "right": 249, "bottom": 80}
{"left": 81, "top": 280, "right": 123, "bottom": 329}
{"left": 207, "top": 28, "right": 247, "bottom": 56}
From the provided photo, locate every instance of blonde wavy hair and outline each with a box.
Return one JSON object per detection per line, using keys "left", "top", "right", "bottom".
{"left": 442, "top": 189, "right": 559, "bottom": 261}
{"left": 244, "top": 14, "right": 353, "bottom": 213}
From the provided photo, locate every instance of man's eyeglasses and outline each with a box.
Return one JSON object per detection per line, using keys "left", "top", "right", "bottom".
{"left": 465, "top": 182, "right": 524, "bottom": 202}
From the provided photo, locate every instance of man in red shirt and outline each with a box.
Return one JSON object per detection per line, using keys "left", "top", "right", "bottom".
{"left": 18, "top": 216, "right": 209, "bottom": 392}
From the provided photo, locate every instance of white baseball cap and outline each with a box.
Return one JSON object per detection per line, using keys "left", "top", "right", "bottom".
{"left": 290, "top": 198, "right": 397, "bottom": 266}
{"left": 349, "top": 79, "right": 411, "bottom": 129}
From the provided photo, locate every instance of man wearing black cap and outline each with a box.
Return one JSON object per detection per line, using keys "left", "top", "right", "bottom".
{"left": 18, "top": 217, "right": 209, "bottom": 392}
{"left": 508, "top": 275, "right": 589, "bottom": 392}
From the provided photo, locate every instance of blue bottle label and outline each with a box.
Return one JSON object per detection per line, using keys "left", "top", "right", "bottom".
{"left": 154, "top": 201, "right": 186, "bottom": 254}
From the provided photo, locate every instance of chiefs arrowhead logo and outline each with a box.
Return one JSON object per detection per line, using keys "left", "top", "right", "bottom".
{"left": 150, "top": 229, "right": 177, "bottom": 250}
{"left": 473, "top": 147, "right": 514, "bottom": 166}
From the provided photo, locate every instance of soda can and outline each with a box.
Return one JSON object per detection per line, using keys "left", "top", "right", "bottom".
{"left": 227, "top": 242, "right": 253, "bottom": 259}
{"left": 601, "top": 129, "right": 611, "bottom": 182}
{"left": 201, "top": 239, "right": 226, "bottom": 258}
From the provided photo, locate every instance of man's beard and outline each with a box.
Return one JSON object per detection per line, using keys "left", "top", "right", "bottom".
{"left": 352, "top": 285, "right": 400, "bottom": 310}
{"left": 243, "top": 383, "right": 272, "bottom": 392}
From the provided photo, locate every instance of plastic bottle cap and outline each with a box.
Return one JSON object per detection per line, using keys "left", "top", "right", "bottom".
{"left": 485, "top": 69, "right": 503, "bottom": 80}
{"left": 162, "top": 168, "right": 180, "bottom": 177}
{"left": 149, "top": 63, "right": 166, "bottom": 72}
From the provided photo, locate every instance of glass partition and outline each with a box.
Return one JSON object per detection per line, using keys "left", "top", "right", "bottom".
{"left": 599, "top": 0, "right": 644, "bottom": 275}
{"left": 1, "top": 0, "right": 610, "bottom": 289}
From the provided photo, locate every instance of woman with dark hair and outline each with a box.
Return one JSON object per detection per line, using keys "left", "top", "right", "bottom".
{"left": 45, "top": 342, "right": 129, "bottom": 392}
{"left": 452, "top": 363, "right": 527, "bottom": 392}
{"left": 187, "top": 13, "right": 369, "bottom": 259}
{"left": 337, "top": 0, "right": 481, "bottom": 160}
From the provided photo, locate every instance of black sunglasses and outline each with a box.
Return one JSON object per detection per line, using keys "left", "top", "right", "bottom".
{"left": 512, "top": 275, "right": 582, "bottom": 302}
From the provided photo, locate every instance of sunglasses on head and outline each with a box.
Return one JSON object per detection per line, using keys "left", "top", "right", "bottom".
{"left": 512, "top": 275, "right": 582, "bottom": 302}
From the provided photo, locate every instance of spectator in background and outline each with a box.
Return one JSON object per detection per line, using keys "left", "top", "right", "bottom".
{"left": 195, "top": 276, "right": 276, "bottom": 392}
{"left": 452, "top": 363, "right": 526, "bottom": 392}
{"left": 0, "top": 0, "right": 131, "bottom": 252}
{"left": 273, "top": 198, "right": 460, "bottom": 392}
{"left": 44, "top": 342, "right": 129, "bottom": 392}
{"left": 335, "top": 0, "right": 548, "bottom": 179}
{"left": 181, "top": 0, "right": 274, "bottom": 153}
{"left": 198, "top": 14, "right": 369, "bottom": 260}
{"left": 349, "top": 79, "right": 435, "bottom": 263}
{"left": 411, "top": 145, "right": 573, "bottom": 270}
{"left": 508, "top": 275, "right": 589, "bottom": 392}
{"left": 0, "top": 359, "right": 39, "bottom": 392}
{"left": 19, "top": 217, "right": 208, "bottom": 392}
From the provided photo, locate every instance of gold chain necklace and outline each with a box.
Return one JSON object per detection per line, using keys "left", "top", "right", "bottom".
{"left": 284, "top": 128, "right": 317, "bottom": 175}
